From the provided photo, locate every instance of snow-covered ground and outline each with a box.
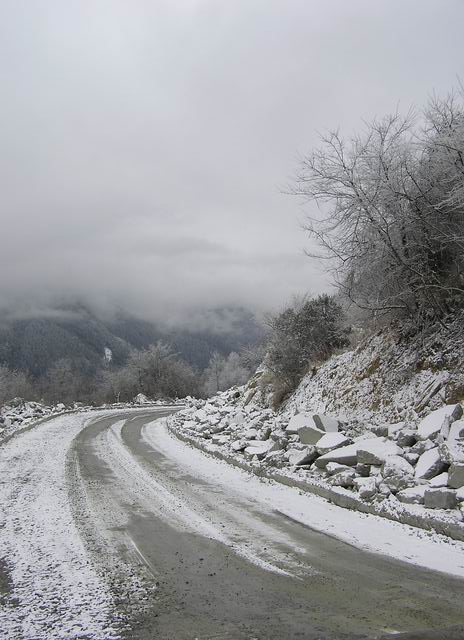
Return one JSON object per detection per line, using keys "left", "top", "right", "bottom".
{"left": 148, "top": 418, "right": 464, "bottom": 578}
{"left": 0, "top": 411, "right": 124, "bottom": 639}
{"left": 168, "top": 318, "right": 464, "bottom": 540}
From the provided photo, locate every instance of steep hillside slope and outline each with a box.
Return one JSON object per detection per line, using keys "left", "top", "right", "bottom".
{"left": 169, "top": 313, "right": 464, "bottom": 539}
{"left": 245, "top": 311, "right": 464, "bottom": 425}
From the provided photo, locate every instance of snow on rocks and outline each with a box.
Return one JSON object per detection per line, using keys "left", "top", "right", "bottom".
{"left": 381, "top": 455, "right": 415, "bottom": 493}
{"left": 353, "top": 477, "right": 377, "bottom": 500}
{"left": 315, "top": 432, "right": 351, "bottom": 455}
{"left": 244, "top": 440, "right": 280, "bottom": 460}
{"left": 168, "top": 388, "right": 464, "bottom": 537}
{"left": 415, "top": 447, "right": 446, "bottom": 480}
{"left": 416, "top": 404, "right": 463, "bottom": 441}
{"left": 288, "top": 447, "right": 318, "bottom": 466}
{"left": 448, "top": 419, "right": 464, "bottom": 442}
{"left": 429, "top": 472, "right": 449, "bottom": 488}
{"left": 312, "top": 414, "right": 340, "bottom": 432}
{"left": 356, "top": 438, "right": 403, "bottom": 465}
{"left": 285, "top": 413, "right": 313, "bottom": 434}
{"left": 396, "top": 486, "right": 427, "bottom": 505}
{"left": 329, "top": 468, "right": 356, "bottom": 487}
{"left": 314, "top": 444, "right": 358, "bottom": 468}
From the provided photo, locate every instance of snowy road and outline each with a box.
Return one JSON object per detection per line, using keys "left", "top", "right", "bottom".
{"left": 1, "top": 410, "right": 464, "bottom": 639}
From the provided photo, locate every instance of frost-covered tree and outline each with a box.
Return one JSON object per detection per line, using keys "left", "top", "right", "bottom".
{"left": 266, "top": 294, "right": 349, "bottom": 388}
{"left": 293, "top": 89, "right": 464, "bottom": 325}
{"left": 101, "top": 341, "right": 199, "bottom": 402}
{"left": 203, "top": 351, "right": 251, "bottom": 396}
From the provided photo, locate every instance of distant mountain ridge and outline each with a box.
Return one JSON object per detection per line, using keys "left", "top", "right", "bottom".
{"left": 0, "top": 305, "right": 264, "bottom": 377}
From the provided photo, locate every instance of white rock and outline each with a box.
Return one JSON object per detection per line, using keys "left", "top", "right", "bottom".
{"left": 403, "top": 452, "right": 420, "bottom": 465}
{"left": 438, "top": 439, "right": 464, "bottom": 465}
{"left": 429, "top": 472, "right": 449, "bottom": 488}
{"left": 231, "top": 440, "right": 247, "bottom": 452}
{"left": 288, "top": 447, "right": 318, "bottom": 466}
{"left": 396, "top": 485, "right": 427, "bottom": 505}
{"left": 315, "top": 444, "right": 358, "bottom": 468}
{"left": 353, "top": 476, "right": 377, "bottom": 500}
{"left": 417, "top": 404, "right": 463, "bottom": 441}
{"left": 285, "top": 413, "right": 315, "bottom": 434}
{"left": 329, "top": 469, "right": 356, "bottom": 487}
{"left": 244, "top": 428, "right": 258, "bottom": 440}
{"left": 387, "top": 422, "right": 406, "bottom": 437}
{"left": 315, "top": 432, "right": 351, "bottom": 455}
{"left": 382, "top": 455, "right": 414, "bottom": 478}
{"left": 230, "top": 411, "right": 246, "bottom": 425}
{"left": 396, "top": 429, "right": 417, "bottom": 448}
{"left": 448, "top": 420, "right": 464, "bottom": 442}
{"left": 356, "top": 438, "right": 403, "bottom": 465}
{"left": 325, "top": 462, "right": 352, "bottom": 476}
{"left": 264, "top": 450, "right": 287, "bottom": 468}
{"left": 415, "top": 447, "right": 446, "bottom": 480}
{"left": 381, "top": 455, "right": 415, "bottom": 492}
{"left": 244, "top": 440, "right": 279, "bottom": 460}
{"left": 193, "top": 408, "right": 208, "bottom": 422}
{"left": 312, "top": 414, "right": 340, "bottom": 433}
{"left": 456, "top": 487, "right": 464, "bottom": 502}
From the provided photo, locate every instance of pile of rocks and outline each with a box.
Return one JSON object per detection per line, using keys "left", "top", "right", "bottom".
{"left": 170, "top": 394, "right": 464, "bottom": 518}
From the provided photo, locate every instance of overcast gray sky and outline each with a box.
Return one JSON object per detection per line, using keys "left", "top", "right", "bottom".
{"left": 1, "top": 0, "right": 463, "bottom": 324}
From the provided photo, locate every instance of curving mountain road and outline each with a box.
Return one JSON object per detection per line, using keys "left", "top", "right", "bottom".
{"left": 1, "top": 408, "right": 464, "bottom": 639}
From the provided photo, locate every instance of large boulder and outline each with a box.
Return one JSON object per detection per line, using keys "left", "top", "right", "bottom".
{"left": 231, "top": 439, "right": 247, "bottom": 452}
{"left": 396, "top": 429, "right": 417, "bottom": 448}
{"left": 381, "top": 455, "right": 415, "bottom": 492}
{"left": 438, "top": 439, "right": 464, "bottom": 465}
{"left": 448, "top": 420, "right": 464, "bottom": 442}
{"left": 356, "top": 438, "right": 403, "bottom": 465}
{"left": 424, "top": 488, "right": 457, "bottom": 510}
{"left": 285, "top": 413, "right": 315, "bottom": 434}
{"left": 244, "top": 440, "right": 280, "bottom": 460}
{"left": 298, "top": 424, "right": 325, "bottom": 445}
{"left": 312, "top": 414, "right": 340, "bottom": 433}
{"left": 328, "top": 469, "right": 356, "bottom": 487}
{"left": 448, "top": 463, "right": 464, "bottom": 489}
{"left": 325, "top": 462, "right": 353, "bottom": 476}
{"left": 264, "top": 450, "right": 287, "bottom": 468}
{"left": 288, "top": 446, "right": 318, "bottom": 466}
{"left": 415, "top": 447, "right": 446, "bottom": 480}
{"left": 429, "top": 472, "right": 449, "bottom": 488}
{"left": 315, "top": 444, "right": 358, "bottom": 468}
{"left": 353, "top": 476, "right": 377, "bottom": 500}
{"left": 417, "top": 404, "right": 462, "bottom": 441}
{"left": 396, "top": 486, "right": 427, "bottom": 505}
{"left": 315, "top": 432, "right": 351, "bottom": 455}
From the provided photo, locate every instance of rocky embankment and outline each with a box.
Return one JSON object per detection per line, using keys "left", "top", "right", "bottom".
{"left": 169, "top": 390, "right": 464, "bottom": 540}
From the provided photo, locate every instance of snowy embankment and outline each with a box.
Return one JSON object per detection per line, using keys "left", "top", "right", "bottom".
{"left": 148, "top": 417, "right": 464, "bottom": 578}
{"left": 168, "top": 316, "right": 464, "bottom": 541}
{"left": 0, "top": 400, "right": 71, "bottom": 443}
{"left": 0, "top": 396, "right": 176, "bottom": 444}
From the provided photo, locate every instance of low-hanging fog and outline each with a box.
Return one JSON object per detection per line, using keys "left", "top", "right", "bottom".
{"left": 1, "top": 0, "right": 463, "bottom": 326}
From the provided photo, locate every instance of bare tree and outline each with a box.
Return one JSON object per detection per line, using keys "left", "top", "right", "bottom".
{"left": 292, "top": 89, "right": 464, "bottom": 325}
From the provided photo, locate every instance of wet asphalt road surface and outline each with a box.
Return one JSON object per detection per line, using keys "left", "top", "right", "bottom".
{"left": 65, "top": 410, "right": 464, "bottom": 640}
